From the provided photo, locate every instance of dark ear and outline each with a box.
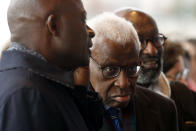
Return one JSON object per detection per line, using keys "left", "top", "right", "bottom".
{"left": 46, "top": 14, "right": 57, "bottom": 36}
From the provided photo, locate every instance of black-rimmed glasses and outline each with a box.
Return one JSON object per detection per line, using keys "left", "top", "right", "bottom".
{"left": 140, "top": 33, "right": 167, "bottom": 50}
{"left": 90, "top": 57, "right": 141, "bottom": 79}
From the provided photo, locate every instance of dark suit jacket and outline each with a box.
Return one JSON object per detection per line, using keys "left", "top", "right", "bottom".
{"left": 100, "top": 86, "right": 178, "bottom": 131}
{"left": 170, "top": 81, "right": 196, "bottom": 131}
{"left": 0, "top": 49, "right": 102, "bottom": 131}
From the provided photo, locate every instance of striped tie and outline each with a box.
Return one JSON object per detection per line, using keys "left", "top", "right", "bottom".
{"left": 107, "top": 108, "right": 122, "bottom": 131}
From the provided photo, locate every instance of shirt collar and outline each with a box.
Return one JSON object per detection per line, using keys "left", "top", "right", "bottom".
{"left": 1, "top": 42, "right": 75, "bottom": 88}
{"left": 8, "top": 42, "right": 46, "bottom": 61}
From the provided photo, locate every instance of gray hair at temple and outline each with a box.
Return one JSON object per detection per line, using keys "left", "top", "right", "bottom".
{"left": 88, "top": 12, "right": 141, "bottom": 50}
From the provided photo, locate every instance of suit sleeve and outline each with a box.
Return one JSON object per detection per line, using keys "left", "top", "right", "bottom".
{"left": 0, "top": 87, "right": 63, "bottom": 131}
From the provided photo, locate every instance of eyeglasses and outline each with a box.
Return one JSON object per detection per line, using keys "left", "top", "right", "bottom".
{"left": 90, "top": 57, "right": 141, "bottom": 79}
{"left": 140, "top": 33, "right": 167, "bottom": 50}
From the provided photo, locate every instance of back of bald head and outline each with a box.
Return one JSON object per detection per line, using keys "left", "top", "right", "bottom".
{"left": 7, "top": 0, "right": 66, "bottom": 44}
{"left": 115, "top": 7, "right": 159, "bottom": 38}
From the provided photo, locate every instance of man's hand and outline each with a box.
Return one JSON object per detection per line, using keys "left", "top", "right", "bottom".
{"left": 73, "top": 66, "right": 90, "bottom": 87}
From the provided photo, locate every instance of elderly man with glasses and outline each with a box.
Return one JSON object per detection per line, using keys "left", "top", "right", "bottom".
{"left": 116, "top": 8, "right": 170, "bottom": 98}
{"left": 88, "top": 13, "right": 178, "bottom": 131}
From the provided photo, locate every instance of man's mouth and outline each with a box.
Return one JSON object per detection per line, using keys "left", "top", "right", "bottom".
{"left": 142, "top": 58, "right": 159, "bottom": 69}
{"left": 112, "top": 94, "right": 131, "bottom": 102}
{"left": 115, "top": 95, "right": 130, "bottom": 102}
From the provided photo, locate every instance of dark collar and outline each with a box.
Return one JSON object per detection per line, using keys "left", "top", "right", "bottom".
{"left": 134, "top": 86, "right": 151, "bottom": 107}
{"left": 0, "top": 49, "right": 74, "bottom": 88}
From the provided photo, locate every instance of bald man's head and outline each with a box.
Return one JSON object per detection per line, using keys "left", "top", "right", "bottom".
{"left": 116, "top": 8, "right": 165, "bottom": 86}
{"left": 8, "top": 0, "right": 83, "bottom": 42}
{"left": 115, "top": 8, "right": 158, "bottom": 41}
{"left": 7, "top": 0, "right": 93, "bottom": 69}
{"left": 8, "top": 0, "right": 46, "bottom": 35}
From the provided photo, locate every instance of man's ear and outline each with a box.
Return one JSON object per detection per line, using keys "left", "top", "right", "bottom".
{"left": 46, "top": 14, "right": 57, "bottom": 36}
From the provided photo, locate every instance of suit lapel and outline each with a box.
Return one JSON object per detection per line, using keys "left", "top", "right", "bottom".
{"left": 100, "top": 86, "right": 161, "bottom": 131}
{"left": 134, "top": 87, "right": 160, "bottom": 131}
{"left": 100, "top": 112, "right": 115, "bottom": 131}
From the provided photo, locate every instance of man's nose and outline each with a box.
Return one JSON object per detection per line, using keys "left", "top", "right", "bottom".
{"left": 86, "top": 25, "right": 95, "bottom": 38}
{"left": 143, "top": 41, "right": 158, "bottom": 56}
{"left": 114, "top": 71, "right": 130, "bottom": 89}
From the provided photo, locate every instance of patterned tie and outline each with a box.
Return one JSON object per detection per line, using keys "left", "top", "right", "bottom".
{"left": 107, "top": 107, "right": 123, "bottom": 131}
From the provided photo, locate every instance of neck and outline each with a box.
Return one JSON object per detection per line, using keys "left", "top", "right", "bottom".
{"left": 148, "top": 79, "right": 159, "bottom": 90}
{"left": 137, "top": 82, "right": 150, "bottom": 88}
{"left": 137, "top": 77, "right": 159, "bottom": 89}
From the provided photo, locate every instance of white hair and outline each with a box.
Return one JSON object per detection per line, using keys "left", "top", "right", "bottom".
{"left": 88, "top": 12, "right": 141, "bottom": 49}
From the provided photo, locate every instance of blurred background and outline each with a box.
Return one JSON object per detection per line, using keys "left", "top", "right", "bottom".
{"left": 0, "top": 0, "right": 196, "bottom": 51}
{"left": 82, "top": 0, "right": 196, "bottom": 40}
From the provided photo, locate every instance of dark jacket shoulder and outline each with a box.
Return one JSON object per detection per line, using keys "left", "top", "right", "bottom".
{"left": 135, "top": 85, "right": 175, "bottom": 106}
{"left": 0, "top": 50, "right": 90, "bottom": 131}
{"left": 134, "top": 86, "right": 178, "bottom": 131}
{"left": 170, "top": 81, "right": 196, "bottom": 131}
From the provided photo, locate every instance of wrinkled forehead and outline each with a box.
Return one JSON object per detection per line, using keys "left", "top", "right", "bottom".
{"left": 92, "top": 39, "right": 140, "bottom": 65}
